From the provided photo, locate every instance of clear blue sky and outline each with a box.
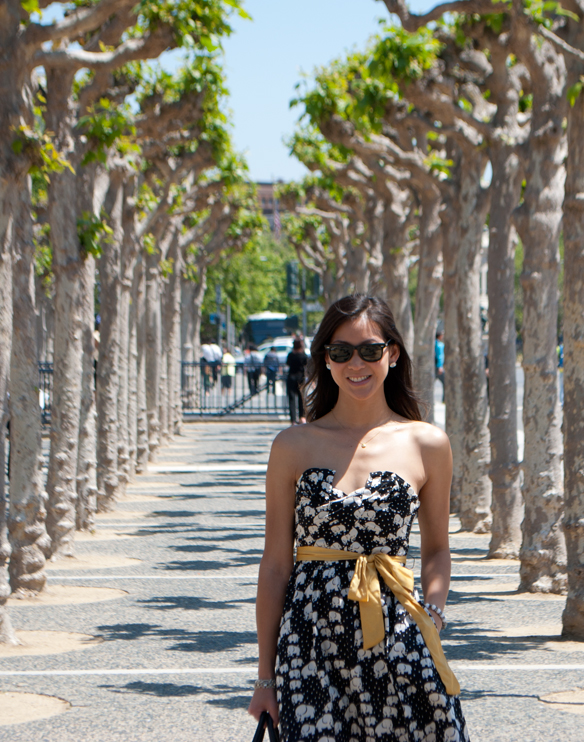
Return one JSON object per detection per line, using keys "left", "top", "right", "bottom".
{"left": 221, "top": 0, "right": 432, "bottom": 182}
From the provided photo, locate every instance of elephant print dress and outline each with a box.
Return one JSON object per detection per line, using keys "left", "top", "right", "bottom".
{"left": 275, "top": 468, "right": 469, "bottom": 742}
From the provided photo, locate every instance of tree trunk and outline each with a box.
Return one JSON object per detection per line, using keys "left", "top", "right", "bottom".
{"left": 158, "top": 273, "right": 170, "bottom": 444}
{"left": 487, "top": 146, "right": 523, "bottom": 558}
{"left": 441, "top": 199, "right": 464, "bottom": 514}
{"left": 167, "top": 238, "right": 183, "bottom": 435}
{"left": 561, "top": 28, "right": 584, "bottom": 637}
{"left": 0, "top": 217, "right": 17, "bottom": 642}
{"left": 181, "top": 273, "right": 197, "bottom": 363}
{"left": 9, "top": 179, "right": 51, "bottom": 594}
{"left": 192, "top": 266, "right": 208, "bottom": 364}
{"left": 134, "top": 255, "right": 149, "bottom": 473}
{"left": 455, "top": 154, "right": 492, "bottom": 533}
{"left": 116, "top": 178, "right": 138, "bottom": 494}
{"left": 45, "top": 69, "right": 85, "bottom": 558}
{"left": 76, "top": 256, "right": 98, "bottom": 531}
{"left": 96, "top": 172, "right": 123, "bottom": 511}
{"left": 145, "top": 249, "right": 161, "bottom": 460}
{"left": 412, "top": 188, "right": 443, "bottom": 423}
{"left": 514, "top": 102, "right": 566, "bottom": 594}
{"left": 35, "top": 279, "right": 54, "bottom": 363}
{"left": 380, "top": 192, "right": 414, "bottom": 355}
{"left": 127, "top": 263, "right": 139, "bottom": 480}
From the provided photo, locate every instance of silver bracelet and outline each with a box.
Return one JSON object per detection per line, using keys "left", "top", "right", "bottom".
{"left": 424, "top": 602, "right": 447, "bottom": 629}
{"left": 254, "top": 678, "right": 276, "bottom": 689}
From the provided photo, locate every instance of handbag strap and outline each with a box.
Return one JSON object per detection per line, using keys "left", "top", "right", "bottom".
{"left": 252, "top": 711, "right": 280, "bottom": 742}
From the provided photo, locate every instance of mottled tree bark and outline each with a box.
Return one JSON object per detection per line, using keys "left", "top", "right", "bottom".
{"left": 76, "top": 256, "right": 98, "bottom": 531}
{"left": 0, "top": 209, "right": 17, "bottom": 642}
{"left": 145, "top": 249, "right": 161, "bottom": 460}
{"left": 166, "top": 236, "right": 183, "bottom": 434}
{"left": 412, "top": 187, "right": 443, "bottom": 424}
{"left": 9, "top": 181, "right": 51, "bottom": 594}
{"left": 440, "top": 196, "right": 464, "bottom": 514}
{"left": 487, "top": 149, "right": 523, "bottom": 558}
{"left": 134, "top": 255, "right": 149, "bottom": 473}
{"left": 116, "top": 177, "right": 139, "bottom": 494}
{"left": 96, "top": 172, "right": 123, "bottom": 511}
{"left": 380, "top": 186, "right": 414, "bottom": 356}
{"left": 127, "top": 264, "right": 139, "bottom": 480}
{"left": 513, "top": 34, "right": 566, "bottom": 593}
{"left": 561, "top": 13, "right": 584, "bottom": 638}
{"left": 456, "top": 154, "right": 492, "bottom": 533}
{"left": 45, "top": 68, "right": 84, "bottom": 557}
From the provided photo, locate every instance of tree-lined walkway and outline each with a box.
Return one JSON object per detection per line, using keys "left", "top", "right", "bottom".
{"left": 0, "top": 420, "right": 582, "bottom": 741}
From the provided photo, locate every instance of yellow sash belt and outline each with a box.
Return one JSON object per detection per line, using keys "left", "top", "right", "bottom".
{"left": 296, "top": 545, "right": 460, "bottom": 696}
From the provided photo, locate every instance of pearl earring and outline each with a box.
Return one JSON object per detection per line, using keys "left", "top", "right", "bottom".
{"left": 326, "top": 363, "right": 331, "bottom": 370}
{"left": 390, "top": 362, "right": 397, "bottom": 368}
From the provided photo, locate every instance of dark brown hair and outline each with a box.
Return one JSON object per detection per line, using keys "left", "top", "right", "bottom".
{"left": 303, "top": 294, "right": 422, "bottom": 422}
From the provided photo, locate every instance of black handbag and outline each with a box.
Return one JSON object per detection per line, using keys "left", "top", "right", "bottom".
{"left": 252, "top": 711, "right": 280, "bottom": 742}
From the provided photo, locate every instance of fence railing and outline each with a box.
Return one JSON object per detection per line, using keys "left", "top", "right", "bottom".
{"left": 37, "top": 361, "right": 290, "bottom": 422}
{"left": 181, "top": 361, "right": 289, "bottom": 417}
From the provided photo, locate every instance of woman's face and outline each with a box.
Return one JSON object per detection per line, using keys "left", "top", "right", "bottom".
{"left": 325, "top": 315, "right": 400, "bottom": 402}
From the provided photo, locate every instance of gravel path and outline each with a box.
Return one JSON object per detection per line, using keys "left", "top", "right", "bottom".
{"left": 1, "top": 420, "right": 582, "bottom": 741}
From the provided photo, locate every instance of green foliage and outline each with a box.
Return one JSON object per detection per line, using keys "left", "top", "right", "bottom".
{"left": 11, "top": 125, "right": 74, "bottom": 178}
{"left": 524, "top": 0, "right": 579, "bottom": 28}
{"left": 424, "top": 150, "right": 453, "bottom": 177}
{"left": 143, "top": 232, "right": 157, "bottom": 254}
{"left": 160, "top": 257, "right": 174, "bottom": 277}
{"left": 134, "top": 0, "right": 250, "bottom": 51}
{"left": 567, "top": 78, "right": 584, "bottom": 107}
{"left": 369, "top": 26, "right": 442, "bottom": 87}
{"left": 77, "top": 211, "right": 114, "bottom": 258}
{"left": 34, "top": 224, "right": 53, "bottom": 293}
{"left": 201, "top": 231, "right": 302, "bottom": 338}
{"left": 77, "top": 99, "right": 139, "bottom": 166}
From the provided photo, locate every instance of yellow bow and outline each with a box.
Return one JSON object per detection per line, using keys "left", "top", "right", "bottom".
{"left": 296, "top": 545, "right": 460, "bottom": 696}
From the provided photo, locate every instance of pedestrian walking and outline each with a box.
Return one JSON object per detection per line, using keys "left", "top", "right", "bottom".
{"left": 221, "top": 346, "right": 236, "bottom": 397}
{"left": 435, "top": 330, "right": 445, "bottom": 402}
{"left": 264, "top": 346, "right": 280, "bottom": 394}
{"left": 246, "top": 344, "right": 263, "bottom": 396}
{"left": 249, "top": 294, "right": 468, "bottom": 742}
{"left": 286, "top": 338, "right": 307, "bottom": 424}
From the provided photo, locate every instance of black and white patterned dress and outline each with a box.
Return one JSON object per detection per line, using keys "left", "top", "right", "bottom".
{"left": 275, "top": 468, "right": 469, "bottom": 742}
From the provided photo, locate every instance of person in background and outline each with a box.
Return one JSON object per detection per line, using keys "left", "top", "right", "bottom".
{"left": 286, "top": 338, "right": 308, "bottom": 425}
{"left": 221, "top": 346, "right": 236, "bottom": 397}
{"left": 264, "top": 346, "right": 279, "bottom": 395}
{"left": 246, "top": 344, "right": 263, "bottom": 396}
{"left": 435, "top": 330, "right": 445, "bottom": 403}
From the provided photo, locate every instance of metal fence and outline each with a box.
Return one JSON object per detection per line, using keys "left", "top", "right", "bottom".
{"left": 37, "top": 361, "right": 291, "bottom": 422}
{"left": 39, "top": 361, "right": 53, "bottom": 426}
{"left": 181, "top": 361, "right": 290, "bottom": 417}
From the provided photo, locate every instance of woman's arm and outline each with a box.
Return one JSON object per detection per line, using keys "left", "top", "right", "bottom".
{"left": 248, "top": 430, "right": 298, "bottom": 725}
{"left": 416, "top": 426, "right": 453, "bottom": 632}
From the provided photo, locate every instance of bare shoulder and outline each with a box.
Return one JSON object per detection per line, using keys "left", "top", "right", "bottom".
{"left": 407, "top": 421, "right": 452, "bottom": 466}
{"left": 269, "top": 422, "right": 323, "bottom": 478}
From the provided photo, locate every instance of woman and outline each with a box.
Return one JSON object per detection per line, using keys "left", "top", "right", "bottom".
{"left": 286, "top": 338, "right": 308, "bottom": 425}
{"left": 248, "top": 295, "right": 469, "bottom": 742}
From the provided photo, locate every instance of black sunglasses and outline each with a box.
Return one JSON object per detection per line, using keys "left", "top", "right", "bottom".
{"left": 324, "top": 340, "right": 393, "bottom": 364}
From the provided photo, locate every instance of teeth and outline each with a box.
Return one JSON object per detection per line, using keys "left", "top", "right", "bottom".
{"left": 349, "top": 376, "right": 369, "bottom": 382}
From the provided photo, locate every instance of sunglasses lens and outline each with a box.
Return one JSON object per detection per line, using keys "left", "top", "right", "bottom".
{"left": 359, "top": 345, "right": 384, "bottom": 362}
{"left": 328, "top": 345, "right": 352, "bottom": 363}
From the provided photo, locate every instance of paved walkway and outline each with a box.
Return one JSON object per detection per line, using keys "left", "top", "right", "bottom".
{"left": 1, "top": 420, "right": 582, "bottom": 741}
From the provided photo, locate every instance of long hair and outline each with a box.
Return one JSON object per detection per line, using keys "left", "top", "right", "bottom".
{"left": 304, "top": 295, "right": 422, "bottom": 422}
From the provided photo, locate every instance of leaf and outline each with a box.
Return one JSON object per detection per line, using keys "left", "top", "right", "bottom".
{"left": 567, "top": 80, "right": 583, "bottom": 107}
{"left": 21, "top": 0, "right": 40, "bottom": 15}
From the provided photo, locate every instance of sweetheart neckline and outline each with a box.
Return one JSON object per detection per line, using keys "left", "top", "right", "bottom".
{"left": 297, "top": 467, "right": 418, "bottom": 498}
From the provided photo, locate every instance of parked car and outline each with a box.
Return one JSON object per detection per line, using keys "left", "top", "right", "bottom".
{"left": 258, "top": 337, "right": 312, "bottom": 366}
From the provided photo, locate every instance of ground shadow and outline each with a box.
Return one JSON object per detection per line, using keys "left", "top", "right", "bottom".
{"left": 138, "top": 595, "right": 255, "bottom": 612}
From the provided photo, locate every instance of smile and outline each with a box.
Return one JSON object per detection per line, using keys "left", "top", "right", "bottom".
{"left": 348, "top": 375, "right": 371, "bottom": 383}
